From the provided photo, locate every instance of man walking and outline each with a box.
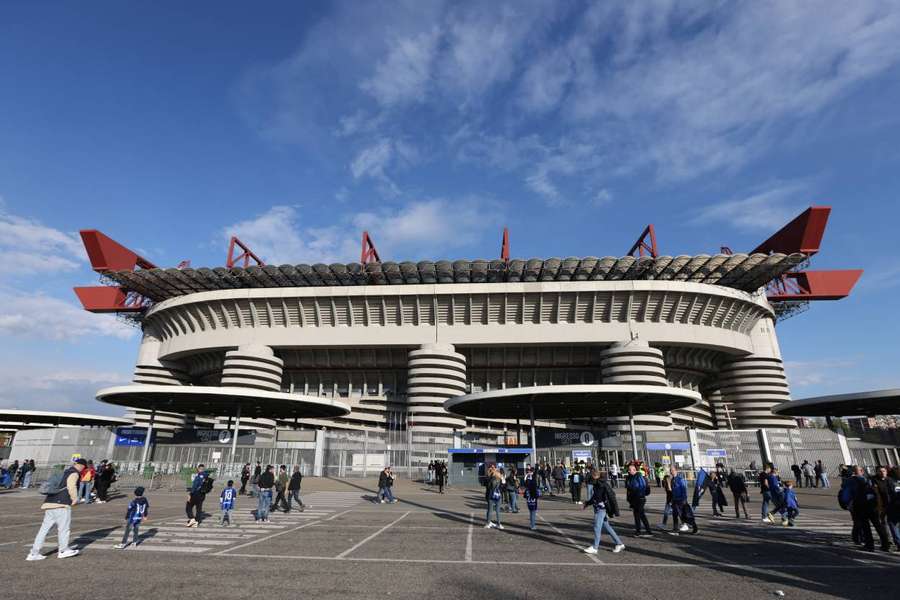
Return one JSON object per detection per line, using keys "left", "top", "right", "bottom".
{"left": 801, "top": 461, "right": 815, "bottom": 489}
{"left": 26, "top": 458, "right": 85, "bottom": 560}
{"left": 185, "top": 464, "right": 210, "bottom": 527}
{"left": 625, "top": 464, "right": 654, "bottom": 537}
{"left": 273, "top": 465, "right": 290, "bottom": 512}
{"left": 239, "top": 463, "right": 251, "bottom": 495}
{"left": 287, "top": 465, "right": 304, "bottom": 512}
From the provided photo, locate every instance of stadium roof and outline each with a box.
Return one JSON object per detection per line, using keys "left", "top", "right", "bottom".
{"left": 444, "top": 384, "right": 700, "bottom": 420}
{"left": 103, "top": 253, "right": 806, "bottom": 303}
{"left": 0, "top": 409, "right": 130, "bottom": 431}
{"left": 774, "top": 389, "right": 900, "bottom": 418}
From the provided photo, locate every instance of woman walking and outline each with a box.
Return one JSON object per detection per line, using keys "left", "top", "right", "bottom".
{"left": 484, "top": 466, "right": 504, "bottom": 530}
{"left": 583, "top": 470, "right": 625, "bottom": 554}
{"left": 256, "top": 464, "right": 275, "bottom": 523}
{"left": 523, "top": 467, "right": 540, "bottom": 531}
{"left": 506, "top": 467, "right": 520, "bottom": 513}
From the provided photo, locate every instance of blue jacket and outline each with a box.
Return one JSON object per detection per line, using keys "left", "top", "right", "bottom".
{"left": 671, "top": 474, "right": 689, "bottom": 503}
{"left": 220, "top": 487, "right": 237, "bottom": 510}
{"left": 783, "top": 488, "right": 799, "bottom": 510}
{"left": 125, "top": 497, "right": 149, "bottom": 523}
{"left": 191, "top": 471, "right": 208, "bottom": 494}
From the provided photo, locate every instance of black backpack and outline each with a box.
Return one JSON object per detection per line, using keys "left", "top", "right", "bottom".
{"left": 201, "top": 476, "right": 215, "bottom": 494}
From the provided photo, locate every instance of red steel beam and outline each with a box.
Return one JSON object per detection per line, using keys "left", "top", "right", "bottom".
{"left": 361, "top": 231, "right": 381, "bottom": 264}
{"left": 73, "top": 286, "right": 147, "bottom": 313}
{"left": 627, "top": 224, "right": 658, "bottom": 258}
{"left": 751, "top": 206, "right": 831, "bottom": 256}
{"left": 226, "top": 236, "right": 265, "bottom": 268}
{"left": 500, "top": 227, "right": 510, "bottom": 262}
{"left": 80, "top": 230, "right": 156, "bottom": 272}
{"left": 767, "top": 269, "right": 863, "bottom": 301}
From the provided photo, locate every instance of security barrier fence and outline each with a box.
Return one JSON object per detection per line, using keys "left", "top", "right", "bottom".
{"left": 11, "top": 427, "right": 899, "bottom": 492}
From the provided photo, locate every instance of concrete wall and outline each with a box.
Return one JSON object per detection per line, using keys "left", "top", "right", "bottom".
{"left": 9, "top": 427, "right": 117, "bottom": 467}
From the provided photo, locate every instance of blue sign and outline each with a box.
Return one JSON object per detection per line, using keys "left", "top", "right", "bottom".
{"left": 647, "top": 442, "right": 691, "bottom": 451}
{"left": 572, "top": 449, "right": 593, "bottom": 462}
{"left": 115, "top": 427, "right": 150, "bottom": 447}
{"left": 706, "top": 448, "right": 727, "bottom": 457}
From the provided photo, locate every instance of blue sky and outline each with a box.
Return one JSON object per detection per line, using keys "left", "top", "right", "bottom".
{"left": 1, "top": 2, "right": 899, "bottom": 416}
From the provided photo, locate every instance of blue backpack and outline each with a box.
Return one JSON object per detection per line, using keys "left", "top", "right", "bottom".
{"left": 837, "top": 478, "right": 853, "bottom": 510}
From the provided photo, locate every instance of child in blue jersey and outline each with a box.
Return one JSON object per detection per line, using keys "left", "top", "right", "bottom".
{"left": 114, "top": 486, "right": 149, "bottom": 549}
{"left": 782, "top": 480, "right": 799, "bottom": 526}
{"left": 220, "top": 480, "right": 237, "bottom": 526}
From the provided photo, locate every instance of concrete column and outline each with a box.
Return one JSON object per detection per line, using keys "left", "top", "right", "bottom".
{"left": 836, "top": 430, "right": 852, "bottom": 465}
{"left": 758, "top": 429, "right": 773, "bottom": 465}
{"left": 687, "top": 429, "right": 702, "bottom": 473}
{"left": 597, "top": 339, "right": 673, "bottom": 431}
{"left": 313, "top": 428, "right": 325, "bottom": 477}
{"left": 139, "top": 408, "right": 155, "bottom": 467}
{"left": 406, "top": 344, "right": 467, "bottom": 443}
{"left": 719, "top": 316, "right": 796, "bottom": 429}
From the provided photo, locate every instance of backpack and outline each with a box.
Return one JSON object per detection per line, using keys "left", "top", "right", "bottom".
{"left": 837, "top": 478, "right": 853, "bottom": 510}
{"left": 39, "top": 470, "right": 67, "bottom": 496}
{"left": 201, "top": 476, "right": 215, "bottom": 494}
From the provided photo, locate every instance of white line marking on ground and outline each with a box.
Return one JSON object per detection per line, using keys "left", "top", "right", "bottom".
{"left": 217, "top": 554, "right": 895, "bottom": 569}
{"left": 214, "top": 507, "right": 357, "bottom": 556}
{"left": 465, "top": 512, "right": 474, "bottom": 562}
{"left": 539, "top": 514, "right": 602, "bottom": 565}
{"left": 336, "top": 512, "right": 410, "bottom": 559}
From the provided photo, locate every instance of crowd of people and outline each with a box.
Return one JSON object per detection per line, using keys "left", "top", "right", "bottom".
{"left": 1, "top": 459, "right": 36, "bottom": 489}
{"left": 426, "top": 460, "right": 449, "bottom": 494}
{"left": 17, "top": 454, "right": 900, "bottom": 560}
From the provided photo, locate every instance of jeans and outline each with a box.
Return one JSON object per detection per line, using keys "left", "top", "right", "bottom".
{"left": 257, "top": 489, "right": 272, "bottom": 521}
{"left": 820, "top": 473, "right": 830, "bottom": 488}
{"left": 886, "top": 516, "right": 900, "bottom": 548}
{"left": 592, "top": 509, "right": 623, "bottom": 549}
{"left": 381, "top": 486, "right": 396, "bottom": 502}
{"left": 30, "top": 507, "right": 71, "bottom": 556}
{"left": 120, "top": 521, "right": 140, "bottom": 545}
{"left": 586, "top": 483, "right": 594, "bottom": 502}
{"left": 221, "top": 508, "right": 232, "bottom": 525}
{"left": 79, "top": 481, "right": 93, "bottom": 502}
{"left": 761, "top": 492, "right": 771, "bottom": 518}
{"left": 529, "top": 507, "right": 537, "bottom": 529}
{"left": 22, "top": 471, "right": 33, "bottom": 489}
{"left": 804, "top": 474, "right": 815, "bottom": 488}
{"left": 508, "top": 491, "right": 519, "bottom": 512}
{"left": 486, "top": 498, "right": 501, "bottom": 524}
{"left": 662, "top": 501, "right": 672, "bottom": 525}
{"left": 288, "top": 489, "right": 304, "bottom": 510}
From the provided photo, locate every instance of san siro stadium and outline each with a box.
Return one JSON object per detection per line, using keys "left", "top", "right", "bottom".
{"left": 72, "top": 207, "right": 871, "bottom": 478}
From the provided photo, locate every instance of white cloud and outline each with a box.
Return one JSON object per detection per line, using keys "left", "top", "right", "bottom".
{"left": 691, "top": 181, "right": 808, "bottom": 232}
{"left": 354, "top": 197, "right": 503, "bottom": 257}
{"left": 785, "top": 359, "right": 859, "bottom": 388}
{"left": 350, "top": 139, "right": 394, "bottom": 180}
{"left": 0, "top": 290, "right": 136, "bottom": 341}
{"left": 223, "top": 198, "right": 505, "bottom": 265}
{"left": 362, "top": 29, "right": 440, "bottom": 106}
{"left": 223, "top": 206, "right": 357, "bottom": 265}
{"left": 0, "top": 204, "right": 85, "bottom": 276}
{"left": 0, "top": 365, "right": 130, "bottom": 414}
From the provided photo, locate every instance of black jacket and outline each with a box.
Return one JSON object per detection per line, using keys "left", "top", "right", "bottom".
{"left": 288, "top": 472, "right": 303, "bottom": 491}
{"left": 585, "top": 481, "right": 619, "bottom": 517}
{"left": 258, "top": 471, "right": 275, "bottom": 490}
{"left": 378, "top": 471, "right": 393, "bottom": 488}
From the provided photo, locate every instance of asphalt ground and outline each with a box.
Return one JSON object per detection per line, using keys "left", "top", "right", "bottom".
{"left": 1, "top": 478, "right": 898, "bottom": 600}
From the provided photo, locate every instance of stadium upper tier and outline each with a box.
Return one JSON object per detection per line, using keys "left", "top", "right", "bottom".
{"left": 106, "top": 252, "right": 806, "bottom": 302}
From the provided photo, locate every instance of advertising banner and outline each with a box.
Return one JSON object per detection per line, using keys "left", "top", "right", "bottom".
{"left": 168, "top": 428, "right": 257, "bottom": 446}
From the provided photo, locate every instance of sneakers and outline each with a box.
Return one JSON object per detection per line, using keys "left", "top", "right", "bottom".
{"left": 57, "top": 549, "right": 80, "bottom": 559}
{"left": 679, "top": 524, "right": 690, "bottom": 532}
{"left": 612, "top": 544, "right": 626, "bottom": 553}
{"left": 186, "top": 519, "right": 197, "bottom": 528}
{"left": 25, "top": 553, "right": 45, "bottom": 562}
{"left": 781, "top": 519, "right": 789, "bottom": 527}
{"left": 583, "top": 546, "right": 599, "bottom": 554}
{"left": 484, "top": 522, "right": 495, "bottom": 529}
{"left": 113, "top": 543, "right": 127, "bottom": 550}
{"left": 496, "top": 524, "right": 504, "bottom": 530}
{"left": 761, "top": 518, "right": 771, "bottom": 524}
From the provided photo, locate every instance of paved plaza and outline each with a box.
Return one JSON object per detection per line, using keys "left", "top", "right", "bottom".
{"left": 1, "top": 478, "right": 897, "bottom": 599}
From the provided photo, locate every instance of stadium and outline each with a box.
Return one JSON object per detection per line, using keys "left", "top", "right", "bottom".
{"left": 69, "top": 207, "right": 868, "bottom": 474}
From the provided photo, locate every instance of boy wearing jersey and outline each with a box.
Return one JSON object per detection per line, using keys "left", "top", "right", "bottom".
{"left": 220, "top": 480, "right": 237, "bottom": 526}
{"left": 114, "top": 486, "right": 149, "bottom": 549}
